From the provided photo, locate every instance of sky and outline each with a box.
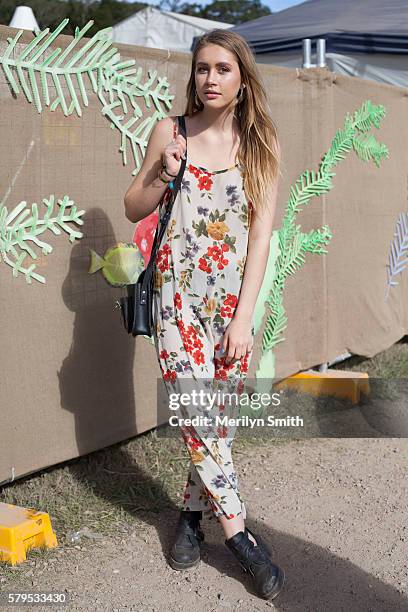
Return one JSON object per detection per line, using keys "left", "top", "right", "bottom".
{"left": 145, "top": 0, "right": 307, "bottom": 13}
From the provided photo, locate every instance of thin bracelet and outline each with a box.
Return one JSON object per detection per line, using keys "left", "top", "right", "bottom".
{"left": 158, "top": 167, "right": 177, "bottom": 182}
{"left": 157, "top": 168, "right": 173, "bottom": 184}
{"left": 157, "top": 173, "right": 170, "bottom": 184}
{"left": 159, "top": 173, "right": 175, "bottom": 190}
{"left": 161, "top": 163, "right": 178, "bottom": 178}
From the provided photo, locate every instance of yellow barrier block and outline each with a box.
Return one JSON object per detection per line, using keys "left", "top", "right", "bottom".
{"left": 274, "top": 369, "right": 370, "bottom": 404}
{"left": 0, "top": 503, "right": 58, "bottom": 566}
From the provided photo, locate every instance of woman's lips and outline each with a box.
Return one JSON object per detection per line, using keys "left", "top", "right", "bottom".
{"left": 205, "top": 92, "right": 221, "bottom": 98}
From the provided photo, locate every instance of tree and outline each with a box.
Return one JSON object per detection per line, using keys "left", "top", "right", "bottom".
{"left": 0, "top": 0, "right": 148, "bottom": 35}
{"left": 201, "top": 0, "right": 271, "bottom": 24}
{"left": 161, "top": 0, "right": 271, "bottom": 23}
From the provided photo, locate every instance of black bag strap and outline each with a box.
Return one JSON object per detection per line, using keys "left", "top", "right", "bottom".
{"left": 136, "top": 115, "right": 187, "bottom": 301}
{"left": 152, "top": 115, "right": 187, "bottom": 262}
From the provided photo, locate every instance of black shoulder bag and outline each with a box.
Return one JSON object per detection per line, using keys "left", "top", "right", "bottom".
{"left": 117, "top": 114, "right": 187, "bottom": 337}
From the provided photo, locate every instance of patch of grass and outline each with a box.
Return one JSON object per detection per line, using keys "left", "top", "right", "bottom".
{"left": 0, "top": 427, "right": 295, "bottom": 586}
{"left": 1, "top": 338, "right": 406, "bottom": 583}
{"left": 331, "top": 336, "right": 408, "bottom": 377}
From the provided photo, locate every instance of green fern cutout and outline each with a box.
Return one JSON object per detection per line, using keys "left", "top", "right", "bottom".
{"left": 0, "top": 19, "right": 174, "bottom": 175}
{"left": 262, "top": 100, "right": 388, "bottom": 356}
{"left": 0, "top": 195, "right": 85, "bottom": 284}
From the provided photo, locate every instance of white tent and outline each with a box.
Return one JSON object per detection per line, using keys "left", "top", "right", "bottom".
{"left": 9, "top": 5, "right": 39, "bottom": 31}
{"left": 109, "top": 6, "right": 232, "bottom": 53}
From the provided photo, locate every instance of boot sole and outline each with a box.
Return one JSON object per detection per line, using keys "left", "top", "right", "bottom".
{"left": 262, "top": 566, "right": 285, "bottom": 600}
{"left": 168, "top": 555, "right": 200, "bottom": 571}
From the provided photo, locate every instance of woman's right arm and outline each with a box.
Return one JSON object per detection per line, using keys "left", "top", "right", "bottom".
{"left": 123, "top": 116, "right": 174, "bottom": 224}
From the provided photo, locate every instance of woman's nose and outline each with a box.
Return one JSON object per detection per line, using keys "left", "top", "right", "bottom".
{"left": 206, "top": 71, "right": 218, "bottom": 83}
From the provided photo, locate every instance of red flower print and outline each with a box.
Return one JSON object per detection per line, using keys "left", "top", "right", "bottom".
{"left": 174, "top": 292, "right": 182, "bottom": 310}
{"left": 186, "top": 435, "right": 204, "bottom": 450}
{"left": 199, "top": 256, "right": 211, "bottom": 273}
{"left": 160, "top": 349, "right": 170, "bottom": 360}
{"left": 240, "top": 361, "right": 249, "bottom": 374}
{"left": 188, "top": 163, "right": 213, "bottom": 191}
{"left": 224, "top": 293, "right": 238, "bottom": 308}
{"left": 214, "top": 354, "right": 235, "bottom": 380}
{"left": 156, "top": 243, "right": 171, "bottom": 273}
{"left": 221, "top": 243, "right": 230, "bottom": 252}
{"left": 207, "top": 245, "right": 221, "bottom": 261}
{"left": 193, "top": 350, "right": 205, "bottom": 365}
{"left": 237, "top": 380, "right": 245, "bottom": 394}
{"left": 163, "top": 369, "right": 177, "bottom": 381}
{"left": 239, "top": 352, "right": 250, "bottom": 374}
{"left": 220, "top": 306, "right": 233, "bottom": 318}
{"left": 188, "top": 164, "right": 200, "bottom": 178}
{"left": 177, "top": 319, "right": 205, "bottom": 365}
{"left": 217, "top": 425, "right": 228, "bottom": 438}
{"left": 198, "top": 175, "right": 213, "bottom": 191}
{"left": 217, "top": 257, "right": 229, "bottom": 271}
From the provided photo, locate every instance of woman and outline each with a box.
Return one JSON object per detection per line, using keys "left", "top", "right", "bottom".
{"left": 124, "top": 29, "right": 284, "bottom": 600}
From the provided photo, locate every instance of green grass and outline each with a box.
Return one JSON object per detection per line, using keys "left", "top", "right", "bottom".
{"left": 330, "top": 336, "right": 408, "bottom": 377}
{"left": 1, "top": 337, "right": 407, "bottom": 584}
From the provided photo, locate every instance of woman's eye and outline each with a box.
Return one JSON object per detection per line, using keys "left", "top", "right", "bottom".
{"left": 197, "top": 67, "right": 230, "bottom": 72}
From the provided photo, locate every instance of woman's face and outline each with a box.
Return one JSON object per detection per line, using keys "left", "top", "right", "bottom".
{"left": 194, "top": 43, "right": 243, "bottom": 110}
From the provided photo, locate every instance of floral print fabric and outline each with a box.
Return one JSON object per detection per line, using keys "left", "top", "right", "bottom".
{"left": 152, "top": 116, "right": 254, "bottom": 520}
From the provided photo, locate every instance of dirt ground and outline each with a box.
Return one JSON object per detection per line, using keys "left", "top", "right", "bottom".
{"left": 1, "top": 437, "right": 407, "bottom": 612}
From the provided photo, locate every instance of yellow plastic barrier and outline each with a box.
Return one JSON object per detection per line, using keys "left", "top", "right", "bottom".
{"left": 0, "top": 503, "right": 58, "bottom": 566}
{"left": 274, "top": 369, "right": 370, "bottom": 404}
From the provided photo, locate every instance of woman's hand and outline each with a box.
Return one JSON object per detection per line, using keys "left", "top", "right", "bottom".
{"left": 162, "top": 133, "right": 187, "bottom": 176}
{"left": 222, "top": 316, "right": 254, "bottom": 365}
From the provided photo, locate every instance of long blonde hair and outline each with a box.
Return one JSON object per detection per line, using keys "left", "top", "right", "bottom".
{"left": 184, "top": 29, "right": 282, "bottom": 214}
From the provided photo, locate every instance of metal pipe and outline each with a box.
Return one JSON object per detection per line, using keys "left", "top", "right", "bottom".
{"left": 316, "top": 38, "right": 326, "bottom": 67}
{"left": 302, "top": 38, "right": 327, "bottom": 68}
{"left": 302, "top": 38, "right": 312, "bottom": 68}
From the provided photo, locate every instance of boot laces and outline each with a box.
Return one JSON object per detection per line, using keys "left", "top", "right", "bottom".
{"left": 176, "top": 516, "right": 202, "bottom": 547}
{"left": 251, "top": 543, "right": 271, "bottom": 564}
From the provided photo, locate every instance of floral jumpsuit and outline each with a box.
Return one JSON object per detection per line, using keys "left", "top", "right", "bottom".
{"left": 152, "top": 116, "right": 254, "bottom": 521}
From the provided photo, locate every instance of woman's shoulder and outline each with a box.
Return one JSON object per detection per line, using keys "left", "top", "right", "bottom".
{"left": 153, "top": 115, "right": 179, "bottom": 139}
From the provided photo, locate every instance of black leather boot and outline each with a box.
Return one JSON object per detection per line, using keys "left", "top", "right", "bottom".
{"left": 244, "top": 526, "right": 272, "bottom": 557}
{"left": 169, "top": 510, "right": 205, "bottom": 570}
{"left": 225, "top": 530, "right": 285, "bottom": 600}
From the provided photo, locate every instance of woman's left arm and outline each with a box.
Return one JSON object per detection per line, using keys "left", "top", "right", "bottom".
{"left": 223, "top": 178, "right": 279, "bottom": 364}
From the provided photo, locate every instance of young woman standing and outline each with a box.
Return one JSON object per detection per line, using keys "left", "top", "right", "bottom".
{"left": 124, "top": 29, "right": 284, "bottom": 600}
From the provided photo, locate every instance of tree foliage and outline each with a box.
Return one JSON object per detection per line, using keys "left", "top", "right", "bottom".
{"left": 0, "top": 0, "right": 271, "bottom": 35}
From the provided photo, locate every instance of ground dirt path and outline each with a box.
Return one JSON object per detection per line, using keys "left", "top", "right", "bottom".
{"left": 1, "top": 438, "right": 407, "bottom": 612}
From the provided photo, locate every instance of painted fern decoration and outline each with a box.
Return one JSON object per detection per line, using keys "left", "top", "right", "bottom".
{"left": 0, "top": 195, "right": 85, "bottom": 284}
{"left": 385, "top": 212, "right": 408, "bottom": 301}
{"left": 0, "top": 19, "right": 174, "bottom": 175}
{"left": 262, "top": 100, "right": 388, "bottom": 357}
